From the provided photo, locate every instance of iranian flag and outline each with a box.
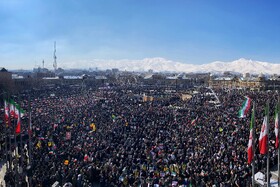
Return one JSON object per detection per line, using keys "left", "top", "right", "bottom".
{"left": 14, "top": 105, "right": 25, "bottom": 118}
{"left": 9, "top": 101, "right": 15, "bottom": 117}
{"left": 259, "top": 105, "right": 269, "bottom": 154}
{"left": 15, "top": 103, "right": 25, "bottom": 135}
{"left": 275, "top": 103, "right": 279, "bottom": 149}
{"left": 15, "top": 110, "right": 21, "bottom": 134}
{"left": 248, "top": 105, "right": 255, "bottom": 164}
{"left": 4, "top": 100, "right": 9, "bottom": 124}
{"left": 191, "top": 116, "right": 198, "bottom": 125}
{"left": 238, "top": 96, "right": 251, "bottom": 118}
{"left": 8, "top": 99, "right": 25, "bottom": 118}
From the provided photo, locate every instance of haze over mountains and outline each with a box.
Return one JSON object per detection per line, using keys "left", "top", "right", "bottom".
{"left": 60, "top": 58, "right": 280, "bottom": 75}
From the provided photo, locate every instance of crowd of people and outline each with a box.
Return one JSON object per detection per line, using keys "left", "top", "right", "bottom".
{"left": 0, "top": 85, "right": 280, "bottom": 186}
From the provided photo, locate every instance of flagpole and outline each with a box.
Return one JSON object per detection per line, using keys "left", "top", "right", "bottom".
{"left": 267, "top": 100, "right": 270, "bottom": 187}
{"left": 277, "top": 96, "right": 280, "bottom": 186}
{"left": 8, "top": 94, "right": 12, "bottom": 172}
{"left": 19, "top": 107, "right": 23, "bottom": 185}
{"left": 28, "top": 96, "right": 32, "bottom": 165}
{"left": 3, "top": 95, "right": 9, "bottom": 173}
{"left": 4, "top": 121, "right": 9, "bottom": 170}
{"left": 14, "top": 103, "right": 19, "bottom": 187}
{"left": 28, "top": 96, "right": 33, "bottom": 187}
{"left": 252, "top": 101, "right": 256, "bottom": 187}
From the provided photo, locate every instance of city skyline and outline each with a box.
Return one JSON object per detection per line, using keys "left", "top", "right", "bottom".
{"left": 1, "top": 0, "right": 280, "bottom": 69}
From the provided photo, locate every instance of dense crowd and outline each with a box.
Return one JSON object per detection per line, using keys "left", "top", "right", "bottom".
{"left": 0, "top": 85, "right": 279, "bottom": 186}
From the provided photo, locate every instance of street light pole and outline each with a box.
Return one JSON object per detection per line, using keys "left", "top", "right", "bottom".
{"left": 0, "top": 91, "right": 9, "bottom": 171}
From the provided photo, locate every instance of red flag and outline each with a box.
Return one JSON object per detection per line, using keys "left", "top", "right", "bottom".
{"left": 15, "top": 113, "right": 21, "bottom": 134}
{"left": 84, "top": 154, "right": 89, "bottom": 162}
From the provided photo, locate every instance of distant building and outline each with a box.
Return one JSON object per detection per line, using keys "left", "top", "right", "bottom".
{"left": 112, "top": 68, "right": 119, "bottom": 74}
{"left": 209, "top": 73, "right": 280, "bottom": 91}
{"left": 0, "top": 68, "right": 13, "bottom": 93}
{"left": 33, "top": 67, "right": 55, "bottom": 78}
{"left": 140, "top": 73, "right": 207, "bottom": 89}
{"left": 243, "top": 73, "right": 250, "bottom": 78}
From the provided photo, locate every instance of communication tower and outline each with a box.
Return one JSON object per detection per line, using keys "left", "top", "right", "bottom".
{"left": 53, "top": 41, "right": 57, "bottom": 72}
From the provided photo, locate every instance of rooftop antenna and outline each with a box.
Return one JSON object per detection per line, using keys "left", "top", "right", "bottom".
{"left": 53, "top": 41, "right": 57, "bottom": 73}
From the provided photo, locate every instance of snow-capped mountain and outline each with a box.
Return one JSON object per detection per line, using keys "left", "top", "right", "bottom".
{"left": 61, "top": 58, "right": 280, "bottom": 75}
{"left": 200, "top": 58, "right": 280, "bottom": 75}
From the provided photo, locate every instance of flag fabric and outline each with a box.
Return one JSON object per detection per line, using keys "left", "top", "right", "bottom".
{"left": 84, "top": 154, "right": 89, "bottom": 162}
{"left": 259, "top": 106, "right": 268, "bottom": 154}
{"left": 4, "top": 100, "right": 9, "bottom": 124}
{"left": 15, "top": 111, "right": 21, "bottom": 134}
{"left": 9, "top": 101, "right": 15, "bottom": 117}
{"left": 14, "top": 106, "right": 24, "bottom": 118}
{"left": 275, "top": 103, "right": 279, "bottom": 149}
{"left": 7, "top": 99, "right": 25, "bottom": 118}
{"left": 49, "top": 151, "right": 54, "bottom": 155}
{"left": 248, "top": 105, "right": 255, "bottom": 164}
{"left": 191, "top": 119, "right": 196, "bottom": 125}
{"left": 238, "top": 96, "right": 251, "bottom": 118}
{"left": 15, "top": 107, "right": 20, "bottom": 119}
{"left": 9, "top": 101, "right": 25, "bottom": 135}
{"left": 191, "top": 116, "right": 198, "bottom": 125}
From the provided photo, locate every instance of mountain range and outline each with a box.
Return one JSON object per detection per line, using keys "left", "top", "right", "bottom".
{"left": 60, "top": 58, "right": 280, "bottom": 75}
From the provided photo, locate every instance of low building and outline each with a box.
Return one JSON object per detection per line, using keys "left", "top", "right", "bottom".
{"left": 209, "top": 74, "right": 280, "bottom": 91}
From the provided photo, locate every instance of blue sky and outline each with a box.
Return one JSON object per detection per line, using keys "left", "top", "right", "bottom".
{"left": 1, "top": 0, "right": 280, "bottom": 69}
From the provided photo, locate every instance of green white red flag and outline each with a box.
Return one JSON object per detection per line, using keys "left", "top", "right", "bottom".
{"left": 248, "top": 105, "right": 255, "bottom": 164}
{"left": 9, "top": 101, "right": 15, "bottom": 117}
{"left": 238, "top": 96, "right": 251, "bottom": 118}
{"left": 4, "top": 100, "right": 9, "bottom": 124}
{"left": 15, "top": 110, "right": 21, "bottom": 134}
{"left": 259, "top": 105, "right": 269, "bottom": 154}
{"left": 191, "top": 116, "right": 198, "bottom": 125}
